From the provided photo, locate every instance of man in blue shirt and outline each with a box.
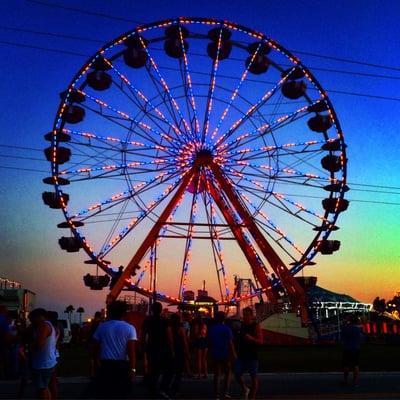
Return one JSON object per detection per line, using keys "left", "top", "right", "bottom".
{"left": 208, "top": 311, "right": 236, "bottom": 399}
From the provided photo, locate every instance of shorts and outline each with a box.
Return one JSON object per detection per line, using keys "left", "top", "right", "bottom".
{"left": 234, "top": 358, "right": 258, "bottom": 378}
{"left": 95, "top": 359, "right": 132, "bottom": 398}
{"left": 343, "top": 349, "right": 360, "bottom": 368}
{"left": 31, "top": 367, "right": 54, "bottom": 390}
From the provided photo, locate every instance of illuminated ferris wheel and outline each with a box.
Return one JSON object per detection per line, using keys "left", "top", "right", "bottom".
{"left": 42, "top": 17, "right": 348, "bottom": 314}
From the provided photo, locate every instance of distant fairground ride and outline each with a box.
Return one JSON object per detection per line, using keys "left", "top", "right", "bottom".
{"left": 42, "top": 18, "right": 348, "bottom": 318}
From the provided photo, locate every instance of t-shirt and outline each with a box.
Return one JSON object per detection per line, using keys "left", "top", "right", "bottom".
{"left": 0, "top": 315, "right": 10, "bottom": 350}
{"left": 342, "top": 324, "right": 362, "bottom": 350}
{"left": 238, "top": 322, "right": 259, "bottom": 361}
{"left": 142, "top": 315, "right": 170, "bottom": 355}
{"left": 0, "top": 315, "right": 10, "bottom": 334}
{"left": 93, "top": 320, "right": 137, "bottom": 360}
{"left": 208, "top": 323, "right": 233, "bottom": 360}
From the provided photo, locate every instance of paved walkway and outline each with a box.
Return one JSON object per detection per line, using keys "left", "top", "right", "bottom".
{"left": 1, "top": 372, "right": 399, "bottom": 399}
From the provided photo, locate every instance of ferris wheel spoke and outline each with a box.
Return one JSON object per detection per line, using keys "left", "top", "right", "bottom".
{"left": 138, "top": 36, "right": 194, "bottom": 140}
{"left": 130, "top": 170, "right": 183, "bottom": 198}
{"left": 202, "top": 26, "right": 224, "bottom": 144}
{"left": 177, "top": 26, "right": 200, "bottom": 138}
{"left": 68, "top": 141, "right": 129, "bottom": 158}
{"left": 145, "top": 69, "right": 193, "bottom": 145}
{"left": 245, "top": 148, "right": 324, "bottom": 163}
{"left": 221, "top": 139, "right": 325, "bottom": 161}
{"left": 254, "top": 218, "right": 299, "bottom": 262}
{"left": 77, "top": 89, "right": 176, "bottom": 149}
{"left": 213, "top": 66, "right": 296, "bottom": 149}
{"left": 179, "top": 178, "right": 201, "bottom": 299}
{"left": 99, "top": 173, "right": 189, "bottom": 257}
{"left": 101, "top": 198, "right": 131, "bottom": 252}
{"left": 278, "top": 147, "right": 328, "bottom": 175}
{"left": 206, "top": 211, "right": 227, "bottom": 300}
{"left": 240, "top": 193, "right": 304, "bottom": 256}
{"left": 58, "top": 157, "right": 178, "bottom": 177}
{"left": 103, "top": 58, "right": 186, "bottom": 145}
{"left": 64, "top": 133, "right": 125, "bottom": 167}
{"left": 204, "top": 189, "right": 231, "bottom": 301}
{"left": 226, "top": 144, "right": 324, "bottom": 165}
{"left": 267, "top": 176, "right": 326, "bottom": 190}
{"left": 75, "top": 198, "right": 134, "bottom": 223}
{"left": 111, "top": 80, "right": 184, "bottom": 151}
{"left": 270, "top": 191, "right": 327, "bottom": 223}
{"left": 225, "top": 163, "right": 325, "bottom": 186}
{"left": 225, "top": 148, "right": 321, "bottom": 166}
{"left": 225, "top": 170, "right": 328, "bottom": 224}
{"left": 57, "top": 142, "right": 121, "bottom": 177}
{"left": 80, "top": 103, "right": 171, "bottom": 150}
{"left": 239, "top": 184, "right": 320, "bottom": 227}
{"left": 219, "top": 101, "right": 315, "bottom": 153}
{"left": 206, "top": 173, "right": 275, "bottom": 289}
{"left": 134, "top": 258, "right": 151, "bottom": 286}
{"left": 210, "top": 42, "right": 264, "bottom": 142}
{"left": 71, "top": 170, "right": 175, "bottom": 219}
{"left": 65, "top": 130, "right": 126, "bottom": 154}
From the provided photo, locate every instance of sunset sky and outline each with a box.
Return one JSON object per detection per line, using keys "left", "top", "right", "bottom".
{"left": 0, "top": 0, "right": 399, "bottom": 320}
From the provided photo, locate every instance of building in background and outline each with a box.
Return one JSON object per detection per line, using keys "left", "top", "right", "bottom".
{"left": 0, "top": 277, "right": 36, "bottom": 320}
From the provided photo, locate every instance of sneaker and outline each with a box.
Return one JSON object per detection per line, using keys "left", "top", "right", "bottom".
{"left": 159, "top": 391, "right": 171, "bottom": 399}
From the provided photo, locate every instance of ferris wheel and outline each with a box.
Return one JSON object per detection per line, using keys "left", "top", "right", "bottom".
{"left": 42, "top": 17, "right": 348, "bottom": 313}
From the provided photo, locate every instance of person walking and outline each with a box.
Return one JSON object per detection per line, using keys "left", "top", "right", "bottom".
{"left": 46, "top": 311, "right": 61, "bottom": 399}
{"left": 0, "top": 306, "right": 11, "bottom": 379}
{"left": 87, "top": 311, "right": 103, "bottom": 378}
{"left": 28, "top": 308, "right": 57, "bottom": 399}
{"left": 93, "top": 301, "right": 137, "bottom": 399}
{"left": 234, "top": 307, "right": 263, "bottom": 400}
{"left": 169, "top": 313, "right": 190, "bottom": 397}
{"left": 208, "top": 311, "right": 236, "bottom": 400}
{"left": 192, "top": 316, "right": 208, "bottom": 379}
{"left": 141, "top": 302, "right": 174, "bottom": 398}
{"left": 342, "top": 314, "right": 363, "bottom": 387}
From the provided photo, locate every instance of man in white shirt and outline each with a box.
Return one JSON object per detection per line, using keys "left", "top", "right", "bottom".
{"left": 93, "top": 301, "right": 137, "bottom": 398}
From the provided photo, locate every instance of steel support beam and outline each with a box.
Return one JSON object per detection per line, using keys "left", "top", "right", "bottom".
{"left": 209, "top": 163, "right": 308, "bottom": 322}
{"left": 208, "top": 182, "right": 277, "bottom": 302}
{"left": 106, "top": 168, "right": 195, "bottom": 304}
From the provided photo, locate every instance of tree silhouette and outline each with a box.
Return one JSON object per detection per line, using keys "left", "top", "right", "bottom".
{"left": 386, "top": 293, "right": 400, "bottom": 316}
{"left": 77, "top": 307, "right": 85, "bottom": 326}
{"left": 372, "top": 297, "right": 386, "bottom": 314}
{"left": 64, "top": 305, "right": 75, "bottom": 323}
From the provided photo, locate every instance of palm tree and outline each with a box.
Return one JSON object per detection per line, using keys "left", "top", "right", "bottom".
{"left": 64, "top": 305, "right": 75, "bottom": 323}
{"left": 77, "top": 307, "right": 85, "bottom": 326}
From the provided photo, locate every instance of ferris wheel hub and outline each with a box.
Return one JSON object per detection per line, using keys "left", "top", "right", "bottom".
{"left": 194, "top": 149, "right": 213, "bottom": 166}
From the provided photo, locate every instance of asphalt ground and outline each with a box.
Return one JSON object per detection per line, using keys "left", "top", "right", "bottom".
{"left": 1, "top": 372, "right": 400, "bottom": 399}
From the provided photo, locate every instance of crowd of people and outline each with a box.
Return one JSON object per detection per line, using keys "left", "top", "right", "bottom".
{"left": 0, "top": 302, "right": 363, "bottom": 400}
{"left": 89, "top": 302, "right": 263, "bottom": 400}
